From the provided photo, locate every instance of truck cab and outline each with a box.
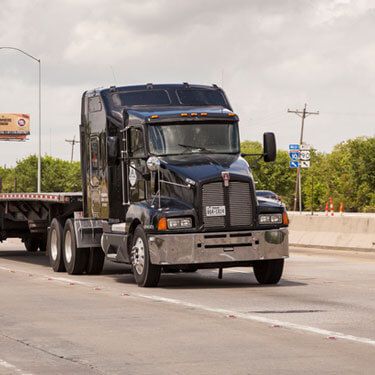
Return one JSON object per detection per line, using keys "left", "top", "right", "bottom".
{"left": 69, "top": 83, "right": 288, "bottom": 286}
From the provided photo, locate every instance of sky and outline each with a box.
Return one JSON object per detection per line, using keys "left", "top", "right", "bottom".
{"left": 0, "top": 0, "right": 374, "bottom": 165}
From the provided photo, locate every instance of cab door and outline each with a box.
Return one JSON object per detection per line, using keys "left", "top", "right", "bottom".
{"left": 87, "top": 95, "right": 109, "bottom": 218}
{"left": 128, "top": 127, "right": 147, "bottom": 203}
{"left": 88, "top": 135, "right": 102, "bottom": 216}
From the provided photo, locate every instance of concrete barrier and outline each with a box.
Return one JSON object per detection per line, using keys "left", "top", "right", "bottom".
{"left": 288, "top": 212, "right": 375, "bottom": 252}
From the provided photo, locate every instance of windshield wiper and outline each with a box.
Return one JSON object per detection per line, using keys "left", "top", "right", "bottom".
{"left": 178, "top": 143, "right": 215, "bottom": 153}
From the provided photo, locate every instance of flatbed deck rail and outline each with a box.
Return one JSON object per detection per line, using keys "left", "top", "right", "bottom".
{"left": 0, "top": 192, "right": 82, "bottom": 203}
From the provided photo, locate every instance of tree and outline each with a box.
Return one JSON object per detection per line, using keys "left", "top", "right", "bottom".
{"left": 241, "top": 141, "right": 296, "bottom": 208}
{"left": 241, "top": 136, "right": 375, "bottom": 212}
{"left": 0, "top": 155, "right": 82, "bottom": 193}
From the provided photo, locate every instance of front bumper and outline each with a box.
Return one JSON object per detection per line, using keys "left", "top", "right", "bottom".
{"left": 148, "top": 228, "right": 288, "bottom": 265}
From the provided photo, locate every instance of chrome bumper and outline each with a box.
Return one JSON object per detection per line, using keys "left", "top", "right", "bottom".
{"left": 148, "top": 228, "right": 289, "bottom": 265}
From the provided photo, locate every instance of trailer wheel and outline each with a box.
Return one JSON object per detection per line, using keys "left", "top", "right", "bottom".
{"left": 253, "top": 259, "right": 284, "bottom": 285}
{"left": 86, "top": 247, "right": 105, "bottom": 275}
{"left": 24, "top": 237, "right": 39, "bottom": 252}
{"left": 47, "top": 218, "right": 65, "bottom": 272}
{"left": 131, "top": 225, "right": 161, "bottom": 287}
{"left": 63, "top": 219, "right": 89, "bottom": 275}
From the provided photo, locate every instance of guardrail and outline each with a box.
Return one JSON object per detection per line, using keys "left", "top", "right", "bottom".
{"left": 288, "top": 212, "right": 375, "bottom": 252}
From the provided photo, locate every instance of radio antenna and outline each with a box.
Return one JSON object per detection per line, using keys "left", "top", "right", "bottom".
{"left": 110, "top": 66, "right": 118, "bottom": 86}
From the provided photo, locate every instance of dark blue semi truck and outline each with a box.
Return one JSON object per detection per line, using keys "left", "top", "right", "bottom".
{"left": 0, "top": 83, "right": 289, "bottom": 287}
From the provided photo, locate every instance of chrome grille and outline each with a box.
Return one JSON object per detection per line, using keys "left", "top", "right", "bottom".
{"left": 229, "top": 182, "right": 252, "bottom": 227}
{"left": 202, "top": 182, "right": 225, "bottom": 228}
{"left": 201, "top": 181, "right": 253, "bottom": 229}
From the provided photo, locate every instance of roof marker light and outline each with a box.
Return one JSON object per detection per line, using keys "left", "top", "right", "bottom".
{"left": 227, "top": 112, "right": 236, "bottom": 117}
{"left": 191, "top": 112, "right": 198, "bottom": 116}
{"left": 180, "top": 113, "right": 188, "bottom": 117}
{"left": 200, "top": 112, "right": 208, "bottom": 116}
{"left": 150, "top": 115, "right": 159, "bottom": 119}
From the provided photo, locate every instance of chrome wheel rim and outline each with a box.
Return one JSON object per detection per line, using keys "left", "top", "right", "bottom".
{"left": 64, "top": 231, "right": 72, "bottom": 263}
{"left": 51, "top": 228, "right": 58, "bottom": 261}
{"left": 132, "top": 237, "right": 145, "bottom": 275}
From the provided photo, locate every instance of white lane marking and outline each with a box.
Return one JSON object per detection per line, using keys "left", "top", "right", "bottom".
{"left": 0, "top": 266, "right": 95, "bottom": 287}
{"left": 0, "top": 358, "right": 33, "bottom": 375}
{"left": 225, "top": 269, "right": 249, "bottom": 274}
{"left": 46, "top": 276, "right": 94, "bottom": 287}
{"left": 0, "top": 265, "right": 13, "bottom": 271}
{"left": 210, "top": 269, "right": 249, "bottom": 274}
{"left": 135, "top": 294, "right": 375, "bottom": 347}
{"left": 2, "top": 264, "right": 375, "bottom": 347}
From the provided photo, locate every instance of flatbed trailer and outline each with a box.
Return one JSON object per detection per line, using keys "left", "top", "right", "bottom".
{"left": 0, "top": 192, "right": 82, "bottom": 251}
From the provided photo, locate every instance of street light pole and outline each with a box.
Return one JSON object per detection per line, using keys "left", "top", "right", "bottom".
{"left": 0, "top": 47, "right": 42, "bottom": 193}
{"left": 38, "top": 58, "right": 41, "bottom": 193}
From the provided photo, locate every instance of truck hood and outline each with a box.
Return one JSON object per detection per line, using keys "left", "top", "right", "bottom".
{"left": 256, "top": 196, "right": 285, "bottom": 213}
{"left": 159, "top": 154, "right": 251, "bottom": 183}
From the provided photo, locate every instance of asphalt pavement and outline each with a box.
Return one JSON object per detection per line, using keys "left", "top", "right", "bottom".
{"left": 0, "top": 239, "right": 374, "bottom": 374}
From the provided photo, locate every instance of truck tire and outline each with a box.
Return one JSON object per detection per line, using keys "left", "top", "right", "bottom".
{"left": 253, "top": 259, "right": 284, "bottom": 285}
{"left": 39, "top": 236, "right": 47, "bottom": 252}
{"left": 24, "top": 237, "right": 39, "bottom": 252}
{"left": 86, "top": 247, "right": 105, "bottom": 275}
{"left": 131, "top": 225, "right": 161, "bottom": 287}
{"left": 47, "top": 218, "right": 65, "bottom": 272}
{"left": 63, "top": 219, "right": 89, "bottom": 275}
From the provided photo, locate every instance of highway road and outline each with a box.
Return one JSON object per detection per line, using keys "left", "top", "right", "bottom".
{"left": 0, "top": 239, "right": 374, "bottom": 374}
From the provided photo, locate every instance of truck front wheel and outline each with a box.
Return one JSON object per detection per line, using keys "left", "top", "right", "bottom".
{"left": 131, "top": 226, "right": 161, "bottom": 287}
{"left": 47, "top": 218, "right": 65, "bottom": 272}
{"left": 63, "top": 219, "right": 89, "bottom": 275}
{"left": 253, "top": 259, "right": 284, "bottom": 285}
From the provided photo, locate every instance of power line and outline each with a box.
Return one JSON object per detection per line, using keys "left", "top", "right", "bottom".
{"left": 287, "top": 104, "right": 319, "bottom": 212}
{"left": 65, "top": 135, "right": 80, "bottom": 162}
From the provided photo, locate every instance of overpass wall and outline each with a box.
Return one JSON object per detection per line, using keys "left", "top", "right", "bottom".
{"left": 288, "top": 213, "right": 375, "bottom": 252}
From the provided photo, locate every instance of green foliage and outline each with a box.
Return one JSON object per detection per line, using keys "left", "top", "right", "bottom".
{"left": 0, "top": 155, "right": 82, "bottom": 193}
{"left": 242, "top": 141, "right": 296, "bottom": 207}
{"left": 0, "top": 136, "right": 374, "bottom": 213}
{"left": 242, "top": 136, "right": 375, "bottom": 212}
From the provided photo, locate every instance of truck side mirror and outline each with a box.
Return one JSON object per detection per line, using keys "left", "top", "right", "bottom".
{"left": 263, "top": 132, "right": 276, "bottom": 162}
{"left": 107, "top": 136, "right": 118, "bottom": 165}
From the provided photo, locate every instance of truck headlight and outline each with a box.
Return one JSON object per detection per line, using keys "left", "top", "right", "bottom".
{"left": 167, "top": 217, "right": 192, "bottom": 229}
{"left": 258, "top": 213, "right": 282, "bottom": 225}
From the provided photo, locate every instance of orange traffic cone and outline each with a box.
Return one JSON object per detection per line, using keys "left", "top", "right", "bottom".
{"left": 339, "top": 202, "right": 344, "bottom": 216}
{"left": 329, "top": 197, "right": 334, "bottom": 216}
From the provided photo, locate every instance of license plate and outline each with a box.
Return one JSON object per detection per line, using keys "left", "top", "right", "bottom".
{"left": 206, "top": 206, "right": 226, "bottom": 217}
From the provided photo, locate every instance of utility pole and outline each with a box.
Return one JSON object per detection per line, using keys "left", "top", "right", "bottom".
{"left": 288, "top": 104, "right": 319, "bottom": 212}
{"left": 65, "top": 135, "right": 80, "bottom": 162}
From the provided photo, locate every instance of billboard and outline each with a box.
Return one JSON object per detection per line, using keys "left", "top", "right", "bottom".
{"left": 0, "top": 113, "right": 30, "bottom": 141}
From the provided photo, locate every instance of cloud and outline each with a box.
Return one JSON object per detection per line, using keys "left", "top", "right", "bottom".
{"left": 0, "top": 0, "right": 374, "bottom": 167}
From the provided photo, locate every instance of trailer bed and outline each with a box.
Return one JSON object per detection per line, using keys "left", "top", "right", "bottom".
{"left": 0, "top": 192, "right": 83, "bottom": 242}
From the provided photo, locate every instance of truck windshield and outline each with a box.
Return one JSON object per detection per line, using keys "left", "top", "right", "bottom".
{"left": 148, "top": 123, "right": 240, "bottom": 156}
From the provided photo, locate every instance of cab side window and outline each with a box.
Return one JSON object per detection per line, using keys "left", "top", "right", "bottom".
{"left": 129, "top": 128, "right": 145, "bottom": 158}
{"left": 88, "top": 96, "right": 102, "bottom": 112}
{"left": 90, "top": 136, "right": 100, "bottom": 186}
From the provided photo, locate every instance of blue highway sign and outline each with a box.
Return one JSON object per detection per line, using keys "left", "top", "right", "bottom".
{"left": 289, "top": 161, "right": 299, "bottom": 168}
{"left": 289, "top": 151, "right": 300, "bottom": 161}
{"left": 289, "top": 144, "right": 300, "bottom": 150}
